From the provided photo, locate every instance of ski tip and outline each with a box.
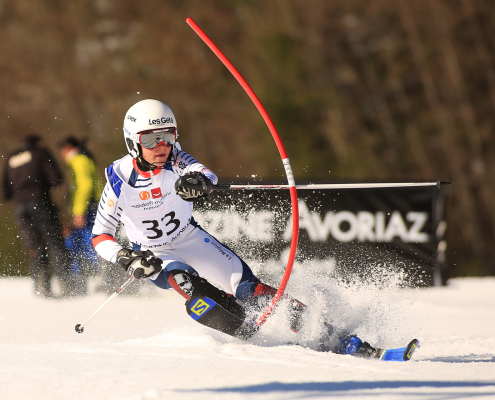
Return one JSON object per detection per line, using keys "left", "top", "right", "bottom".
{"left": 403, "top": 339, "right": 420, "bottom": 361}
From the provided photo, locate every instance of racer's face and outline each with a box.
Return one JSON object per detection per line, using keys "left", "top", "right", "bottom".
{"left": 141, "top": 141, "right": 172, "bottom": 167}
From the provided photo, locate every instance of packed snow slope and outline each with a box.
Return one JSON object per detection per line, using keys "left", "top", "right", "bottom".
{"left": 0, "top": 275, "right": 494, "bottom": 400}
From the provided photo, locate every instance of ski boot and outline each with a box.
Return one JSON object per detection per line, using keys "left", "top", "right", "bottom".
{"left": 335, "top": 334, "right": 380, "bottom": 358}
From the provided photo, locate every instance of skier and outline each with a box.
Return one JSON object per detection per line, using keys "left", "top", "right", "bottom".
{"left": 91, "top": 99, "right": 376, "bottom": 358}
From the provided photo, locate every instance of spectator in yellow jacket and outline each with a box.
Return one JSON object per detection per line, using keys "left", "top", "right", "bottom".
{"left": 59, "top": 137, "right": 103, "bottom": 288}
{"left": 59, "top": 137, "right": 103, "bottom": 228}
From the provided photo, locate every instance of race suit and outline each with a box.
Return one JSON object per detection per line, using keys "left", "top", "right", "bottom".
{"left": 91, "top": 147, "right": 259, "bottom": 295}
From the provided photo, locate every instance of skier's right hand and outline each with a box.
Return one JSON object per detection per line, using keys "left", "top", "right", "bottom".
{"left": 116, "top": 249, "right": 163, "bottom": 279}
{"left": 174, "top": 172, "right": 213, "bottom": 202}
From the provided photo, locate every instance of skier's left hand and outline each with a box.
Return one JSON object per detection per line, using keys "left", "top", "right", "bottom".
{"left": 174, "top": 172, "right": 213, "bottom": 202}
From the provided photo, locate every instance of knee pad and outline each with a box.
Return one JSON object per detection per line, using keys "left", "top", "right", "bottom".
{"left": 151, "top": 261, "right": 198, "bottom": 291}
{"left": 168, "top": 270, "right": 197, "bottom": 300}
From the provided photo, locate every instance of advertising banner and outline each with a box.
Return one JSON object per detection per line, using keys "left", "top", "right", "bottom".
{"left": 193, "top": 185, "right": 446, "bottom": 287}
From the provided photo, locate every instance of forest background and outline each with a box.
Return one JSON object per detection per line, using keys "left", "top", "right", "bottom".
{"left": 0, "top": 0, "right": 493, "bottom": 279}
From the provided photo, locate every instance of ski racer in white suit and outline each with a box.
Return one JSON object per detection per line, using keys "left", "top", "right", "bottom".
{"left": 92, "top": 99, "right": 376, "bottom": 357}
{"left": 92, "top": 100, "right": 275, "bottom": 317}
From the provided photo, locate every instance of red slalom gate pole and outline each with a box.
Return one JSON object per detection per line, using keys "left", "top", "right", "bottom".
{"left": 186, "top": 17, "right": 299, "bottom": 327}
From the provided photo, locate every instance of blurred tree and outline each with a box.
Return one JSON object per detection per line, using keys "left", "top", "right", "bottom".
{"left": 0, "top": 0, "right": 493, "bottom": 277}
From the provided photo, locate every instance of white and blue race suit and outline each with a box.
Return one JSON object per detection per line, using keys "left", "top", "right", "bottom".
{"left": 91, "top": 147, "right": 259, "bottom": 299}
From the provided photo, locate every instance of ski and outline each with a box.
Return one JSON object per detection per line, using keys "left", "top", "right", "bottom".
{"left": 375, "top": 339, "right": 420, "bottom": 361}
{"left": 186, "top": 294, "right": 420, "bottom": 362}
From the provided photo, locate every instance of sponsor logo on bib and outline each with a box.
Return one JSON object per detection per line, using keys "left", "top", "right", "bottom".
{"left": 151, "top": 187, "right": 162, "bottom": 199}
{"left": 139, "top": 191, "right": 150, "bottom": 200}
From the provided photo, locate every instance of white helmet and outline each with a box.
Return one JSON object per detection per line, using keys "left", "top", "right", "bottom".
{"left": 123, "top": 99, "right": 178, "bottom": 158}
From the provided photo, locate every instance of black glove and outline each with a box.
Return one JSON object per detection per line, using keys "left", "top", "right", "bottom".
{"left": 174, "top": 172, "right": 213, "bottom": 202}
{"left": 116, "top": 249, "right": 163, "bottom": 279}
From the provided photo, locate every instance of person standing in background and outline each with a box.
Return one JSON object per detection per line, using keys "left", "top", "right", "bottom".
{"left": 1, "top": 134, "right": 77, "bottom": 297}
{"left": 58, "top": 137, "right": 104, "bottom": 293}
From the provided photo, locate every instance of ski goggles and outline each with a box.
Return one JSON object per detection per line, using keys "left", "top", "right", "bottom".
{"left": 138, "top": 127, "right": 177, "bottom": 149}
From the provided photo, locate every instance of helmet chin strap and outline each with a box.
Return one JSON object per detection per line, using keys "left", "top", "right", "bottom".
{"left": 136, "top": 144, "right": 176, "bottom": 172}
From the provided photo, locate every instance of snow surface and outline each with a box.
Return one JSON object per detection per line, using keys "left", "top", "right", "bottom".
{"left": 1, "top": 275, "right": 495, "bottom": 400}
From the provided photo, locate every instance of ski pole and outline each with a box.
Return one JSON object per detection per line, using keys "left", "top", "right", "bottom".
{"left": 75, "top": 275, "right": 135, "bottom": 333}
{"left": 213, "top": 181, "right": 452, "bottom": 191}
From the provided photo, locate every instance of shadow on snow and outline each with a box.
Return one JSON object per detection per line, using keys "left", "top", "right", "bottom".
{"left": 180, "top": 381, "right": 495, "bottom": 394}
{"left": 422, "top": 355, "right": 495, "bottom": 363}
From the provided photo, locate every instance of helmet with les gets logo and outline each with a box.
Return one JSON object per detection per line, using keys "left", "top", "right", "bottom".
{"left": 123, "top": 99, "right": 179, "bottom": 169}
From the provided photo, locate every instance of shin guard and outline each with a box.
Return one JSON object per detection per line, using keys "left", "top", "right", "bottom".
{"left": 169, "top": 270, "right": 258, "bottom": 339}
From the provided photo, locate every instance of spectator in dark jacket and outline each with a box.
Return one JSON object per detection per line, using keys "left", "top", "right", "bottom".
{"left": 2, "top": 134, "right": 82, "bottom": 297}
